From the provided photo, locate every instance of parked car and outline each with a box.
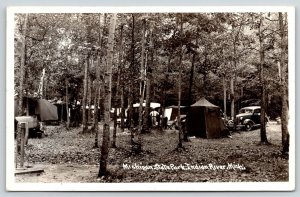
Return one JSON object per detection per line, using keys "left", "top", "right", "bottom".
{"left": 235, "top": 106, "right": 268, "bottom": 131}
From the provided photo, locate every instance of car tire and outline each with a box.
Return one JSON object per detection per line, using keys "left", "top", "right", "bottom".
{"left": 245, "top": 122, "right": 253, "bottom": 131}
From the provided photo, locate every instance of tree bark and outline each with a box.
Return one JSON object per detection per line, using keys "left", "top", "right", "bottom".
{"left": 223, "top": 75, "right": 227, "bottom": 118}
{"left": 185, "top": 53, "right": 196, "bottom": 141}
{"left": 112, "top": 24, "right": 124, "bottom": 148}
{"left": 258, "top": 17, "right": 268, "bottom": 144}
{"left": 82, "top": 58, "right": 89, "bottom": 133}
{"left": 120, "top": 86, "right": 125, "bottom": 132}
{"left": 144, "top": 76, "right": 151, "bottom": 132}
{"left": 188, "top": 53, "right": 195, "bottom": 108}
{"left": 98, "top": 13, "right": 117, "bottom": 177}
{"left": 38, "top": 68, "right": 45, "bottom": 98}
{"left": 177, "top": 14, "right": 184, "bottom": 149}
{"left": 25, "top": 96, "right": 29, "bottom": 145}
{"left": 94, "top": 59, "right": 101, "bottom": 148}
{"left": 137, "top": 18, "right": 147, "bottom": 151}
{"left": 279, "top": 12, "right": 289, "bottom": 153}
{"left": 66, "top": 79, "right": 70, "bottom": 129}
{"left": 82, "top": 14, "right": 92, "bottom": 133}
{"left": 17, "top": 14, "right": 29, "bottom": 117}
{"left": 94, "top": 13, "right": 105, "bottom": 147}
{"left": 87, "top": 77, "right": 92, "bottom": 125}
{"left": 128, "top": 14, "right": 135, "bottom": 144}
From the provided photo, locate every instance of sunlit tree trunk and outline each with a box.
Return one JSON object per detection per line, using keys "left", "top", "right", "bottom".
{"left": 258, "top": 17, "right": 268, "bottom": 144}
{"left": 94, "top": 59, "right": 101, "bottom": 148}
{"left": 112, "top": 24, "right": 124, "bottom": 148}
{"left": 82, "top": 58, "right": 89, "bottom": 133}
{"left": 279, "top": 12, "right": 289, "bottom": 153}
{"left": 82, "top": 14, "right": 92, "bottom": 133}
{"left": 94, "top": 13, "right": 105, "bottom": 147}
{"left": 98, "top": 13, "right": 117, "bottom": 177}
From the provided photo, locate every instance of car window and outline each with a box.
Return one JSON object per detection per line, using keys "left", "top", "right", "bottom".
{"left": 239, "top": 109, "right": 253, "bottom": 113}
{"left": 254, "top": 109, "right": 261, "bottom": 113}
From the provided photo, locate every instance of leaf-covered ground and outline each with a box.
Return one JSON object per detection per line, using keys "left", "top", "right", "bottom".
{"left": 15, "top": 122, "right": 289, "bottom": 183}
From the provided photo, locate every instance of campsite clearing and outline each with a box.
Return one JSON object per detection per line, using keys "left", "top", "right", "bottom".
{"left": 15, "top": 122, "right": 288, "bottom": 183}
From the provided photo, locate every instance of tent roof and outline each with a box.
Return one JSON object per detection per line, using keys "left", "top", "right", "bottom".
{"left": 191, "top": 97, "right": 219, "bottom": 108}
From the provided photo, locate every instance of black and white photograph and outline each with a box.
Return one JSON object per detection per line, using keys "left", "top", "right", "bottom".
{"left": 6, "top": 6, "right": 295, "bottom": 191}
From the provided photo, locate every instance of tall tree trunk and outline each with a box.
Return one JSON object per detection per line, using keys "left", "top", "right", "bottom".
{"left": 94, "top": 13, "right": 105, "bottom": 147}
{"left": 94, "top": 59, "right": 101, "bottom": 148}
{"left": 137, "top": 18, "right": 146, "bottom": 151}
{"left": 258, "top": 17, "right": 268, "bottom": 144}
{"left": 279, "top": 12, "right": 289, "bottom": 153}
{"left": 128, "top": 14, "right": 135, "bottom": 144}
{"left": 16, "top": 13, "right": 28, "bottom": 168}
{"left": 223, "top": 75, "right": 227, "bottom": 119}
{"left": 87, "top": 75, "right": 92, "bottom": 125}
{"left": 188, "top": 53, "right": 195, "bottom": 107}
{"left": 135, "top": 19, "right": 146, "bottom": 153}
{"left": 82, "top": 14, "right": 92, "bottom": 133}
{"left": 38, "top": 68, "right": 45, "bottom": 98}
{"left": 230, "top": 19, "right": 243, "bottom": 122}
{"left": 144, "top": 77, "right": 150, "bottom": 131}
{"left": 231, "top": 43, "right": 237, "bottom": 121}
{"left": 66, "top": 79, "right": 70, "bottom": 130}
{"left": 82, "top": 58, "right": 89, "bottom": 133}
{"left": 161, "top": 55, "right": 171, "bottom": 130}
{"left": 185, "top": 53, "right": 196, "bottom": 141}
{"left": 144, "top": 54, "right": 150, "bottom": 127}
{"left": 98, "top": 13, "right": 117, "bottom": 177}
{"left": 177, "top": 14, "right": 184, "bottom": 149}
{"left": 25, "top": 96, "right": 29, "bottom": 145}
{"left": 112, "top": 24, "right": 124, "bottom": 148}
{"left": 120, "top": 86, "right": 125, "bottom": 132}
{"left": 144, "top": 33, "right": 153, "bottom": 132}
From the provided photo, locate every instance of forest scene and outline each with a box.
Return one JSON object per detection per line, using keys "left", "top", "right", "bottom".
{"left": 13, "top": 11, "right": 290, "bottom": 183}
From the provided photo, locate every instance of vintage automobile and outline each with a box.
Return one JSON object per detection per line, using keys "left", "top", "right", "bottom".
{"left": 235, "top": 106, "right": 267, "bottom": 131}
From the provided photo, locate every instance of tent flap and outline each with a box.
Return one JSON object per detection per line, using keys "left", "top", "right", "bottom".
{"left": 36, "top": 99, "right": 58, "bottom": 121}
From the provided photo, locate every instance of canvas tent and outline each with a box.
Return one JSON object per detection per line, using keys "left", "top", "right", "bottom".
{"left": 187, "top": 97, "right": 230, "bottom": 139}
{"left": 36, "top": 99, "right": 58, "bottom": 121}
{"left": 164, "top": 105, "right": 188, "bottom": 121}
{"left": 15, "top": 98, "right": 58, "bottom": 121}
{"left": 133, "top": 102, "right": 161, "bottom": 109}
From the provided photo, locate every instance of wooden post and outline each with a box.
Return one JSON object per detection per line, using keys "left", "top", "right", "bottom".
{"left": 16, "top": 122, "right": 26, "bottom": 168}
{"left": 20, "top": 123, "right": 25, "bottom": 168}
{"left": 15, "top": 123, "right": 21, "bottom": 168}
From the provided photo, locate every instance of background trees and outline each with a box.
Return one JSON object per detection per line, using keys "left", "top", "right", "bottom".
{"left": 14, "top": 12, "right": 290, "bottom": 175}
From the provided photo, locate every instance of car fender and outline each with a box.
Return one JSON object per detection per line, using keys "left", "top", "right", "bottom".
{"left": 243, "top": 119, "right": 254, "bottom": 125}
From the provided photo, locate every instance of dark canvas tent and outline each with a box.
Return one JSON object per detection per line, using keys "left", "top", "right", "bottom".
{"left": 15, "top": 98, "right": 58, "bottom": 121}
{"left": 36, "top": 99, "right": 58, "bottom": 121}
{"left": 187, "top": 97, "right": 230, "bottom": 139}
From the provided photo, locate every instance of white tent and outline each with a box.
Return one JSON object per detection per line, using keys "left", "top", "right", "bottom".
{"left": 133, "top": 102, "right": 161, "bottom": 109}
